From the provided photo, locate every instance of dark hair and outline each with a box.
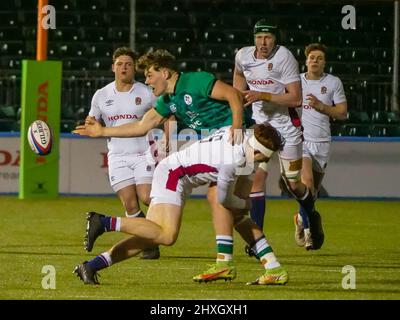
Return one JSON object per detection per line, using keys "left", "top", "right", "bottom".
{"left": 112, "top": 47, "right": 138, "bottom": 63}
{"left": 253, "top": 123, "right": 284, "bottom": 152}
{"left": 304, "top": 43, "right": 328, "bottom": 58}
{"left": 137, "top": 49, "right": 178, "bottom": 73}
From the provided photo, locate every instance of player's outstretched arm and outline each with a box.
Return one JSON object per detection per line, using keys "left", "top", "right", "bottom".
{"left": 73, "top": 108, "right": 166, "bottom": 138}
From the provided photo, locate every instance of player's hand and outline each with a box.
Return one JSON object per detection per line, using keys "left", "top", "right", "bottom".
{"left": 242, "top": 90, "right": 271, "bottom": 107}
{"left": 72, "top": 118, "right": 104, "bottom": 137}
{"left": 229, "top": 126, "right": 244, "bottom": 145}
{"left": 306, "top": 94, "right": 325, "bottom": 112}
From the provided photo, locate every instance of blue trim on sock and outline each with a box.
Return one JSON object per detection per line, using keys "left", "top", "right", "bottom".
{"left": 87, "top": 254, "right": 109, "bottom": 271}
{"left": 250, "top": 196, "right": 266, "bottom": 229}
{"left": 100, "top": 216, "right": 111, "bottom": 231}
{"left": 299, "top": 206, "right": 310, "bottom": 228}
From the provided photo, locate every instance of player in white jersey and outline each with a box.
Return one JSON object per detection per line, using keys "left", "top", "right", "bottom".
{"left": 73, "top": 124, "right": 289, "bottom": 286}
{"left": 294, "top": 43, "right": 348, "bottom": 247}
{"left": 87, "top": 47, "right": 160, "bottom": 259}
{"left": 234, "top": 19, "right": 324, "bottom": 251}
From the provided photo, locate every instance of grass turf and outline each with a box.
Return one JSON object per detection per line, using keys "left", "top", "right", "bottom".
{"left": 0, "top": 196, "right": 399, "bottom": 300}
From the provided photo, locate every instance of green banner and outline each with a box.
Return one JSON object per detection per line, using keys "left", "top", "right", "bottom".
{"left": 19, "top": 60, "right": 62, "bottom": 199}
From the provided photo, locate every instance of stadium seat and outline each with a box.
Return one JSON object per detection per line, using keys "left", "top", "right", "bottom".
{"left": 87, "top": 43, "right": 113, "bottom": 58}
{"left": 374, "top": 48, "right": 392, "bottom": 62}
{"left": 60, "top": 120, "right": 77, "bottom": 133}
{"left": 330, "top": 123, "right": 346, "bottom": 136}
{"left": 0, "top": 27, "right": 21, "bottom": 41}
{"left": 58, "top": 42, "right": 87, "bottom": 57}
{"left": 50, "top": 27, "right": 80, "bottom": 41}
{"left": 88, "top": 58, "right": 111, "bottom": 71}
{"left": 348, "top": 49, "right": 371, "bottom": 62}
{"left": 0, "top": 119, "right": 17, "bottom": 131}
{"left": 220, "top": 13, "right": 251, "bottom": 29}
{"left": 383, "top": 125, "right": 400, "bottom": 137}
{"left": 0, "top": 105, "right": 16, "bottom": 119}
{"left": 108, "top": 27, "right": 129, "bottom": 42}
{"left": 205, "top": 59, "right": 234, "bottom": 74}
{"left": 202, "top": 44, "right": 233, "bottom": 59}
{"left": 343, "top": 124, "right": 373, "bottom": 137}
{"left": 53, "top": 0, "right": 76, "bottom": 11}
{"left": 285, "top": 31, "right": 312, "bottom": 46}
{"left": 74, "top": 0, "right": 105, "bottom": 11}
{"left": 0, "top": 11, "right": 18, "bottom": 26}
{"left": 136, "top": 28, "right": 165, "bottom": 43}
{"left": 56, "top": 11, "right": 79, "bottom": 27}
{"left": 164, "top": 29, "right": 196, "bottom": 44}
{"left": 347, "top": 110, "right": 370, "bottom": 124}
{"left": 63, "top": 57, "right": 88, "bottom": 71}
{"left": 327, "top": 63, "right": 349, "bottom": 76}
{"left": 61, "top": 106, "right": 76, "bottom": 120}
{"left": 162, "top": 13, "right": 191, "bottom": 29}
{"left": 104, "top": 13, "right": 130, "bottom": 28}
{"left": 0, "top": 56, "right": 24, "bottom": 69}
{"left": 191, "top": 13, "right": 221, "bottom": 30}
{"left": 202, "top": 30, "right": 224, "bottom": 43}
{"left": 353, "top": 63, "right": 378, "bottom": 76}
{"left": 0, "top": 41, "right": 25, "bottom": 56}
{"left": 177, "top": 59, "right": 204, "bottom": 72}
{"left": 136, "top": 13, "right": 164, "bottom": 28}
{"left": 224, "top": 30, "right": 250, "bottom": 45}
{"left": 79, "top": 27, "right": 109, "bottom": 42}
{"left": 79, "top": 12, "right": 105, "bottom": 27}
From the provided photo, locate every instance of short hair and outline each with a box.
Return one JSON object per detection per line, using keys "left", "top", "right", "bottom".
{"left": 304, "top": 43, "right": 328, "bottom": 59}
{"left": 112, "top": 47, "right": 138, "bottom": 63}
{"left": 137, "top": 49, "right": 178, "bottom": 73}
{"left": 253, "top": 123, "right": 284, "bottom": 152}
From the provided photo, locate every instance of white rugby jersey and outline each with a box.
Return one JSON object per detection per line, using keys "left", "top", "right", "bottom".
{"left": 300, "top": 73, "right": 347, "bottom": 142}
{"left": 89, "top": 81, "right": 156, "bottom": 156}
{"left": 235, "top": 45, "right": 302, "bottom": 142}
{"left": 167, "top": 128, "right": 248, "bottom": 192}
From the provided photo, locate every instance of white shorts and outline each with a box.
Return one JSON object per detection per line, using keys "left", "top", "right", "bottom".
{"left": 302, "top": 141, "right": 331, "bottom": 173}
{"left": 108, "top": 153, "right": 155, "bottom": 192}
{"left": 150, "top": 154, "right": 192, "bottom": 206}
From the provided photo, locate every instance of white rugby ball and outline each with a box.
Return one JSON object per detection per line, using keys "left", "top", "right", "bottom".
{"left": 27, "top": 120, "right": 53, "bottom": 155}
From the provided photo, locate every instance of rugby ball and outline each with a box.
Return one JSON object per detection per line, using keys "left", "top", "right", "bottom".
{"left": 27, "top": 120, "right": 53, "bottom": 155}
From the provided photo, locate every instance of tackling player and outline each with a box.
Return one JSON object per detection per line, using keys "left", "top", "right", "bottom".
{"left": 294, "top": 43, "right": 347, "bottom": 247}
{"left": 87, "top": 47, "right": 160, "bottom": 259}
{"left": 74, "top": 49, "right": 285, "bottom": 282}
{"left": 234, "top": 19, "right": 324, "bottom": 250}
{"left": 73, "top": 124, "right": 289, "bottom": 286}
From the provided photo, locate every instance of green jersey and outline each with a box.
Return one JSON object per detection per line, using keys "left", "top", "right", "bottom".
{"left": 154, "top": 72, "right": 233, "bottom": 132}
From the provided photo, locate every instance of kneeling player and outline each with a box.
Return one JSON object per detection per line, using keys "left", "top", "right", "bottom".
{"left": 73, "top": 124, "right": 288, "bottom": 286}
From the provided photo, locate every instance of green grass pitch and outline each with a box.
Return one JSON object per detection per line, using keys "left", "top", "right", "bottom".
{"left": 0, "top": 196, "right": 399, "bottom": 300}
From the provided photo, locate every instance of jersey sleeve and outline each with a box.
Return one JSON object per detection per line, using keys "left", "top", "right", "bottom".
{"left": 88, "top": 90, "right": 102, "bottom": 120}
{"left": 154, "top": 96, "right": 172, "bottom": 118}
{"left": 280, "top": 49, "right": 301, "bottom": 85}
{"left": 333, "top": 77, "right": 347, "bottom": 104}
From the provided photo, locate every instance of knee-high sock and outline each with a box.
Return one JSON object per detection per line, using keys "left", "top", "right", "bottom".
{"left": 250, "top": 192, "right": 266, "bottom": 230}
{"left": 297, "top": 188, "right": 315, "bottom": 228}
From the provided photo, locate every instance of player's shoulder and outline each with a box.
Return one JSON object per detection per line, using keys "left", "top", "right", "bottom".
{"left": 236, "top": 46, "right": 255, "bottom": 59}
{"left": 275, "top": 45, "right": 296, "bottom": 61}
{"left": 322, "top": 73, "right": 343, "bottom": 86}
{"left": 133, "top": 81, "right": 153, "bottom": 94}
{"left": 93, "top": 81, "right": 115, "bottom": 99}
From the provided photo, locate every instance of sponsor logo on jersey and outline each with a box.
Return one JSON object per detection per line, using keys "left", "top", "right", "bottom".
{"left": 267, "top": 63, "right": 273, "bottom": 71}
{"left": 321, "top": 86, "right": 327, "bottom": 94}
{"left": 105, "top": 99, "right": 114, "bottom": 106}
{"left": 169, "top": 104, "right": 177, "bottom": 113}
{"left": 184, "top": 94, "right": 192, "bottom": 105}
{"left": 247, "top": 79, "right": 274, "bottom": 85}
{"left": 107, "top": 114, "right": 138, "bottom": 121}
{"left": 135, "top": 97, "right": 142, "bottom": 105}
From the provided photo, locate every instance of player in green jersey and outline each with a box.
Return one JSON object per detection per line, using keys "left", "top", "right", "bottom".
{"left": 73, "top": 49, "right": 287, "bottom": 284}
